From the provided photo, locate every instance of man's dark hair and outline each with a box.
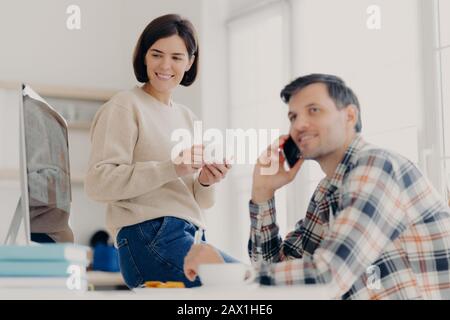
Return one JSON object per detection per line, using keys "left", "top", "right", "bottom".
{"left": 133, "top": 14, "right": 199, "bottom": 86}
{"left": 280, "top": 74, "right": 362, "bottom": 133}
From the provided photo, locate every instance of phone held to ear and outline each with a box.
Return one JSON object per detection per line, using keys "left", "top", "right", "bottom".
{"left": 281, "top": 136, "right": 302, "bottom": 168}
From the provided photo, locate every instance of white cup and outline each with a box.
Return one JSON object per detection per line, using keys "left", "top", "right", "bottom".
{"left": 197, "top": 263, "right": 256, "bottom": 287}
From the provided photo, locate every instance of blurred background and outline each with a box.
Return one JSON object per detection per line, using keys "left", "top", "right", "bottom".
{"left": 0, "top": 0, "right": 449, "bottom": 262}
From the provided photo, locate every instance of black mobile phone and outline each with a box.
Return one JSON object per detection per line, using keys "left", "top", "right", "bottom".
{"left": 282, "top": 136, "right": 302, "bottom": 168}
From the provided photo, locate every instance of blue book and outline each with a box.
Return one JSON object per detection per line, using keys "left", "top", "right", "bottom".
{"left": 0, "top": 260, "right": 88, "bottom": 277}
{"left": 0, "top": 244, "right": 90, "bottom": 263}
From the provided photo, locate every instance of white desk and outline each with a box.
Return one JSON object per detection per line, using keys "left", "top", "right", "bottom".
{"left": 0, "top": 284, "right": 334, "bottom": 300}
{"left": 130, "top": 284, "right": 334, "bottom": 300}
{"left": 87, "top": 271, "right": 126, "bottom": 288}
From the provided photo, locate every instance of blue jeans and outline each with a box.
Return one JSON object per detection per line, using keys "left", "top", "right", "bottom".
{"left": 116, "top": 216, "right": 238, "bottom": 289}
{"left": 31, "top": 233, "right": 55, "bottom": 243}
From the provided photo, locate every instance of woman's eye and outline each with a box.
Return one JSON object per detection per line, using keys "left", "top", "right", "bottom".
{"left": 309, "top": 107, "right": 319, "bottom": 114}
{"left": 152, "top": 54, "right": 161, "bottom": 58}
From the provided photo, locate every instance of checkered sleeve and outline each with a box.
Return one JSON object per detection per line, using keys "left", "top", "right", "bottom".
{"left": 267, "top": 152, "right": 409, "bottom": 295}
{"left": 248, "top": 197, "right": 286, "bottom": 264}
{"left": 248, "top": 196, "right": 306, "bottom": 268}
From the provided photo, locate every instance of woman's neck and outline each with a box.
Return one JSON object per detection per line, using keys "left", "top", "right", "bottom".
{"left": 142, "top": 83, "right": 172, "bottom": 106}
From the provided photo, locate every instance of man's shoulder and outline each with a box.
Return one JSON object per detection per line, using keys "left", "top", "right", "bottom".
{"left": 350, "top": 143, "right": 413, "bottom": 174}
{"left": 357, "top": 144, "right": 395, "bottom": 159}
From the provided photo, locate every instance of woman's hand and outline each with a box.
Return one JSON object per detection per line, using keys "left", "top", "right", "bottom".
{"left": 198, "top": 161, "right": 232, "bottom": 186}
{"left": 174, "top": 145, "right": 204, "bottom": 177}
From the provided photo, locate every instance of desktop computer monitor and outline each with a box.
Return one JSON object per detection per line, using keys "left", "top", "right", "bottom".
{"left": 4, "top": 84, "right": 71, "bottom": 245}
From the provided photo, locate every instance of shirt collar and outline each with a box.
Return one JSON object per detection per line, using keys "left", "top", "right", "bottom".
{"left": 313, "top": 134, "right": 367, "bottom": 202}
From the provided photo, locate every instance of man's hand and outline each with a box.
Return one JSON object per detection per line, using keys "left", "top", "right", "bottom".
{"left": 174, "top": 145, "right": 204, "bottom": 177}
{"left": 251, "top": 135, "right": 303, "bottom": 203}
{"left": 184, "top": 244, "right": 225, "bottom": 281}
{"left": 198, "top": 162, "right": 232, "bottom": 186}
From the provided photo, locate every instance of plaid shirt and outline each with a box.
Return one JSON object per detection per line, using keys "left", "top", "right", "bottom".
{"left": 249, "top": 135, "right": 450, "bottom": 299}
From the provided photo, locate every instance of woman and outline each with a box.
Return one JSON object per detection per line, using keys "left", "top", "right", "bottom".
{"left": 85, "top": 14, "right": 235, "bottom": 288}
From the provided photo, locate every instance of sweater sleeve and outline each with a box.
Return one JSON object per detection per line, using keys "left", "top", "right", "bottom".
{"left": 193, "top": 176, "right": 215, "bottom": 209}
{"left": 85, "top": 103, "right": 179, "bottom": 202}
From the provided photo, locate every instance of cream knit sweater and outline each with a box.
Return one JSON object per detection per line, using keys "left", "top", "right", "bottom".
{"left": 85, "top": 86, "right": 214, "bottom": 240}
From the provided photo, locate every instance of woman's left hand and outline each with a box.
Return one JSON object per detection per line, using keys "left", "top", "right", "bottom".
{"left": 198, "top": 162, "right": 232, "bottom": 186}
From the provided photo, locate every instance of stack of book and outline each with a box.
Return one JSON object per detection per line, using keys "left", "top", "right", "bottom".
{"left": 0, "top": 243, "right": 91, "bottom": 291}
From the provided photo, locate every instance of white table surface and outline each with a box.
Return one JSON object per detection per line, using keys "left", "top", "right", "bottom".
{"left": 87, "top": 271, "right": 125, "bottom": 287}
{"left": 0, "top": 284, "right": 334, "bottom": 300}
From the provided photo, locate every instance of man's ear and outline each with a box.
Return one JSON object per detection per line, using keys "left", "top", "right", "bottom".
{"left": 186, "top": 55, "right": 195, "bottom": 72}
{"left": 346, "top": 104, "right": 358, "bottom": 130}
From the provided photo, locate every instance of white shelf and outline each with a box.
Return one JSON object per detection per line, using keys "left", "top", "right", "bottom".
{"left": 0, "top": 169, "right": 85, "bottom": 185}
{"left": 0, "top": 80, "right": 117, "bottom": 102}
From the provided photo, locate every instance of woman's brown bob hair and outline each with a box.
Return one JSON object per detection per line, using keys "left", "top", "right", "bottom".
{"left": 133, "top": 14, "right": 199, "bottom": 87}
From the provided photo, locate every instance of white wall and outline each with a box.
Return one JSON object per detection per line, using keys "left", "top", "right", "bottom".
{"left": 228, "top": 0, "right": 276, "bottom": 16}
{"left": 0, "top": 88, "right": 22, "bottom": 242}
{"left": 0, "top": 0, "right": 203, "bottom": 114}
{"left": 199, "top": 0, "right": 235, "bottom": 255}
{"left": 291, "top": 0, "right": 423, "bottom": 137}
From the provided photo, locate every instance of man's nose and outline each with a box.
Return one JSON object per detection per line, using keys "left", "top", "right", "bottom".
{"left": 292, "top": 115, "right": 309, "bottom": 132}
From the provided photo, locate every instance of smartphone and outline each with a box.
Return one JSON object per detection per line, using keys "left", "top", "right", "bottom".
{"left": 282, "top": 136, "right": 302, "bottom": 168}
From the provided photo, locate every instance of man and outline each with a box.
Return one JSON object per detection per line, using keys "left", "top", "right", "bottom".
{"left": 184, "top": 74, "right": 450, "bottom": 299}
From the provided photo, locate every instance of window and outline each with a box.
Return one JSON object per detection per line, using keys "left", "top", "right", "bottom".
{"left": 227, "top": 0, "right": 291, "bottom": 260}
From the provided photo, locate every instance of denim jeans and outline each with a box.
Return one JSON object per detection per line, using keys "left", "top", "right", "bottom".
{"left": 31, "top": 233, "right": 55, "bottom": 243}
{"left": 116, "top": 216, "right": 238, "bottom": 289}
